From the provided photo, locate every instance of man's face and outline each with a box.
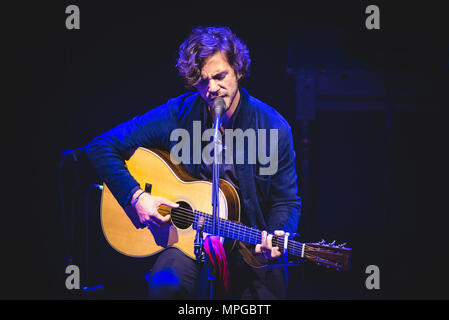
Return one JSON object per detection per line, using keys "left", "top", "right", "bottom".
{"left": 194, "top": 51, "right": 240, "bottom": 112}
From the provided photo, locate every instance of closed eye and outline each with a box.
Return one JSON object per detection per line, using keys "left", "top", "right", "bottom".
{"left": 198, "top": 71, "right": 228, "bottom": 86}
{"left": 213, "top": 71, "right": 227, "bottom": 81}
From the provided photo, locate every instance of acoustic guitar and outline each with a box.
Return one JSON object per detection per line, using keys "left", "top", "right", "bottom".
{"left": 101, "top": 147, "right": 351, "bottom": 271}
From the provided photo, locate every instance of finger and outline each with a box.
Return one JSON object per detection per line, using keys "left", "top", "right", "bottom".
{"left": 261, "top": 231, "right": 267, "bottom": 248}
{"left": 152, "top": 211, "right": 171, "bottom": 224}
{"left": 266, "top": 234, "right": 273, "bottom": 251}
{"left": 160, "top": 198, "right": 179, "bottom": 208}
{"left": 274, "top": 230, "right": 285, "bottom": 237}
{"left": 255, "top": 244, "right": 262, "bottom": 254}
{"left": 271, "top": 246, "right": 281, "bottom": 258}
{"left": 139, "top": 215, "right": 150, "bottom": 225}
{"left": 273, "top": 231, "right": 285, "bottom": 250}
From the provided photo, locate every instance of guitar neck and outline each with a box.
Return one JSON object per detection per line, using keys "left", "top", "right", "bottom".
{"left": 193, "top": 210, "right": 304, "bottom": 258}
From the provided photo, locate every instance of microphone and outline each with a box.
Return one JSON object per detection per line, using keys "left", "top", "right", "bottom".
{"left": 212, "top": 97, "right": 225, "bottom": 142}
{"left": 212, "top": 97, "right": 226, "bottom": 122}
{"left": 211, "top": 97, "right": 225, "bottom": 237}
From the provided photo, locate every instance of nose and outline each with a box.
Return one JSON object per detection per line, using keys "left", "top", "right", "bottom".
{"left": 208, "top": 79, "right": 220, "bottom": 97}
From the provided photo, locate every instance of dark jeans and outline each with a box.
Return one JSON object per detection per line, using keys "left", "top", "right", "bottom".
{"left": 147, "top": 247, "right": 287, "bottom": 300}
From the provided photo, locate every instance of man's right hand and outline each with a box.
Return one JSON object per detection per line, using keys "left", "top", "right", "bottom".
{"left": 132, "top": 189, "right": 179, "bottom": 228}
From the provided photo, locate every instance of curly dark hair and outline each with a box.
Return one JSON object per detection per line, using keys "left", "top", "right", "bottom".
{"left": 176, "top": 26, "right": 251, "bottom": 88}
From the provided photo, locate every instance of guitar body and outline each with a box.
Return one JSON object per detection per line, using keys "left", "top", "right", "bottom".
{"left": 101, "top": 147, "right": 241, "bottom": 259}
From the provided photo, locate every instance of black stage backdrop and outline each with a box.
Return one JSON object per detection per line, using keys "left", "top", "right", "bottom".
{"left": 4, "top": 1, "right": 448, "bottom": 301}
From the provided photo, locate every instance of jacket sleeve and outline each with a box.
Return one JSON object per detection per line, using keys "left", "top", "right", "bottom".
{"left": 265, "top": 124, "right": 302, "bottom": 235}
{"left": 86, "top": 103, "right": 174, "bottom": 207}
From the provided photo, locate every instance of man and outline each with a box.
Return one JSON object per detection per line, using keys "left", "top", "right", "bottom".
{"left": 86, "top": 26, "right": 301, "bottom": 299}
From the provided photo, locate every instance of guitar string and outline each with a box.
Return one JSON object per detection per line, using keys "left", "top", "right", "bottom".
{"left": 162, "top": 206, "right": 305, "bottom": 253}
{"left": 156, "top": 208, "right": 348, "bottom": 263}
{"left": 166, "top": 207, "right": 262, "bottom": 242}
{"left": 155, "top": 207, "right": 304, "bottom": 255}
{"left": 157, "top": 207, "right": 344, "bottom": 260}
{"left": 160, "top": 206, "right": 273, "bottom": 243}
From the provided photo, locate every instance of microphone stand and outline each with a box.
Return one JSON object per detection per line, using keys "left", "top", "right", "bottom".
{"left": 208, "top": 109, "right": 222, "bottom": 299}
{"left": 212, "top": 110, "right": 222, "bottom": 240}
{"left": 204, "top": 99, "right": 225, "bottom": 299}
{"left": 196, "top": 98, "right": 225, "bottom": 300}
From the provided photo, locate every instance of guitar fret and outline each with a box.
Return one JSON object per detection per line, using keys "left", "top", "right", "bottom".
{"left": 192, "top": 210, "right": 305, "bottom": 257}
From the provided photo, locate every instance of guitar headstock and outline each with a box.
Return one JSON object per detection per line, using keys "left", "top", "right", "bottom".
{"left": 303, "top": 240, "right": 352, "bottom": 271}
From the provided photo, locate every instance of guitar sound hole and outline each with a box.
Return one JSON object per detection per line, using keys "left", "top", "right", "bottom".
{"left": 171, "top": 201, "right": 193, "bottom": 230}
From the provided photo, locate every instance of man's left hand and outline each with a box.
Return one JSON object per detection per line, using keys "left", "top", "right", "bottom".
{"left": 255, "top": 230, "right": 285, "bottom": 260}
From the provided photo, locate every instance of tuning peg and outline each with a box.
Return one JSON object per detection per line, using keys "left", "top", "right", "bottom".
{"left": 337, "top": 242, "right": 347, "bottom": 248}
{"left": 329, "top": 240, "right": 336, "bottom": 247}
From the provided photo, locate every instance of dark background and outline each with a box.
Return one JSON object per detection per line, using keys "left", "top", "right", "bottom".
{"left": 4, "top": 1, "right": 448, "bottom": 300}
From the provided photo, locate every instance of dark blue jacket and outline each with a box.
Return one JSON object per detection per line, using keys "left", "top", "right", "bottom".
{"left": 86, "top": 88, "right": 301, "bottom": 234}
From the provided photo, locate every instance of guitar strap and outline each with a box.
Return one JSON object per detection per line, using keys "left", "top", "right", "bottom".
{"left": 236, "top": 241, "right": 269, "bottom": 269}
{"left": 237, "top": 241, "right": 301, "bottom": 270}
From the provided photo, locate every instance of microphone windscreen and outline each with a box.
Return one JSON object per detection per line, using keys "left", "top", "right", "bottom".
{"left": 213, "top": 97, "right": 226, "bottom": 115}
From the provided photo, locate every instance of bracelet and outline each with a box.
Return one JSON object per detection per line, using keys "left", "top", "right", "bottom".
{"left": 131, "top": 190, "right": 146, "bottom": 208}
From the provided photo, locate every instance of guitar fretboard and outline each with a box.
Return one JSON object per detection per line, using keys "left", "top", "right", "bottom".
{"left": 192, "top": 210, "right": 304, "bottom": 257}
